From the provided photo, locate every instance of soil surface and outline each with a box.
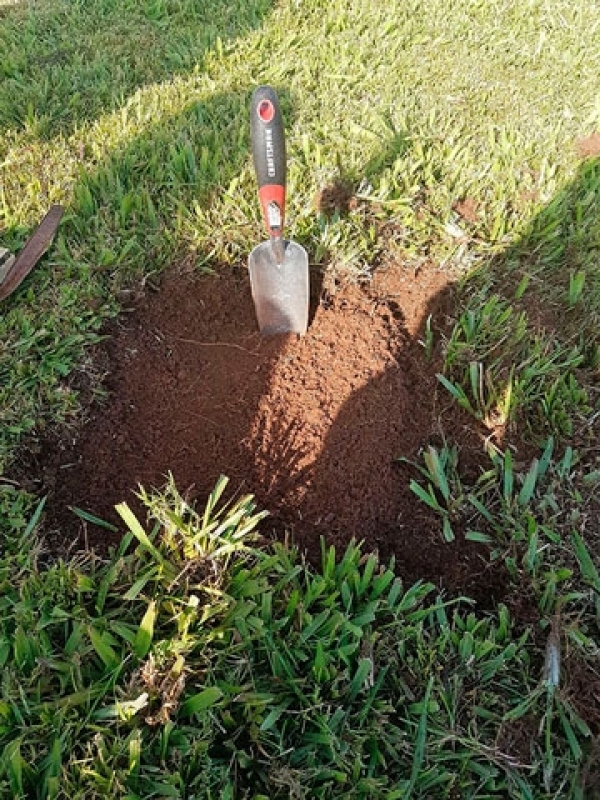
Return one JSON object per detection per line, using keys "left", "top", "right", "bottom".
{"left": 576, "top": 132, "right": 600, "bottom": 159}
{"left": 15, "top": 261, "right": 513, "bottom": 606}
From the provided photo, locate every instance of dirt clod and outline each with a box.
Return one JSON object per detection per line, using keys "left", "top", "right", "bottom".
{"left": 316, "top": 179, "right": 356, "bottom": 217}
{"left": 576, "top": 132, "right": 600, "bottom": 159}
{"left": 453, "top": 197, "right": 480, "bottom": 224}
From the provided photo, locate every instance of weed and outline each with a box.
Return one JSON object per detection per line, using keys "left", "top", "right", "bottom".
{"left": 400, "top": 444, "right": 465, "bottom": 542}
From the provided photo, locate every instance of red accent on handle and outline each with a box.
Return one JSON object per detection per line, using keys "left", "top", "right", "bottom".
{"left": 258, "top": 184, "right": 285, "bottom": 235}
{"left": 258, "top": 99, "right": 275, "bottom": 123}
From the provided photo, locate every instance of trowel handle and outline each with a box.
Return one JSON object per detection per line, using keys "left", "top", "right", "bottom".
{"left": 250, "top": 86, "right": 286, "bottom": 239}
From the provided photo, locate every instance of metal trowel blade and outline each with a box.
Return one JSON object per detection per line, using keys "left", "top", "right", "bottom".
{"left": 248, "top": 239, "right": 309, "bottom": 335}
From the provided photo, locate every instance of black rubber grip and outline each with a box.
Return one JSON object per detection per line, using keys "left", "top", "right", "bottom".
{"left": 250, "top": 86, "right": 286, "bottom": 190}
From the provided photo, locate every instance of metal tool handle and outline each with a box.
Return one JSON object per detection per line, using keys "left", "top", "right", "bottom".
{"left": 250, "top": 86, "right": 286, "bottom": 240}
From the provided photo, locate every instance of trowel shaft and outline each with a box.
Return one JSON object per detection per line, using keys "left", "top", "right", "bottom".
{"left": 270, "top": 235, "right": 285, "bottom": 265}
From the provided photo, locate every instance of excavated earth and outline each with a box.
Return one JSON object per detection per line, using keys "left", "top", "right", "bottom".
{"left": 16, "top": 260, "right": 517, "bottom": 607}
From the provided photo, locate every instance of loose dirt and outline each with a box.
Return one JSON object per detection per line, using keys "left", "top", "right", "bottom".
{"left": 17, "top": 261, "right": 511, "bottom": 606}
{"left": 576, "top": 132, "right": 600, "bottom": 159}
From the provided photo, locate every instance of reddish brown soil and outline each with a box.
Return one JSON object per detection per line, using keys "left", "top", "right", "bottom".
{"left": 16, "top": 261, "right": 511, "bottom": 606}
{"left": 316, "top": 179, "right": 357, "bottom": 216}
{"left": 576, "top": 132, "right": 600, "bottom": 159}
{"left": 452, "top": 197, "right": 480, "bottom": 224}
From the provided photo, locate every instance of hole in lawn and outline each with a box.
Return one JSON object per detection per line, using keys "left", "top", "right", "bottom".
{"left": 14, "top": 261, "right": 512, "bottom": 607}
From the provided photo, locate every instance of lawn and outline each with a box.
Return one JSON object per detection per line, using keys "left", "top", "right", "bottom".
{"left": 1, "top": 0, "right": 599, "bottom": 797}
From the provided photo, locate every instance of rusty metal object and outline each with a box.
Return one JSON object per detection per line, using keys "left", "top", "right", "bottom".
{"left": 0, "top": 205, "right": 64, "bottom": 302}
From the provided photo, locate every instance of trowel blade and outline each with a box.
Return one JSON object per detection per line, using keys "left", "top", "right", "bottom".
{"left": 248, "top": 239, "right": 309, "bottom": 335}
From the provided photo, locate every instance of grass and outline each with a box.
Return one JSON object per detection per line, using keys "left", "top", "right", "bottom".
{"left": 0, "top": 480, "right": 595, "bottom": 798}
{"left": 1, "top": 0, "right": 600, "bottom": 797}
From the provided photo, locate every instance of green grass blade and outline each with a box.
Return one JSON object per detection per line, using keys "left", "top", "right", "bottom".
{"left": 503, "top": 449, "right": 514, "bottom": 504}
{"left": 89, "top": 626, "right": 121, "bottom": 670}
{"left": 70, "top": 506, "right": 119, "bottom": 532}
{"left": 518, "top": 459, "right": 540, "bottom": 506}
{"left": 466, "top": 530, "right": 493, "bottom": 544}
{"left": 437, "top": 374, "right": 471, "bottom": 409}
{"left": 406, "top": 676, "right": 434, "bottom": 797}
{"left": 572, "top": 532, "right": 600, "bottom": 590}
{"left": 348, "top": 658, "right": 373, "bottom": 701}
{"left": 425, "top": 447, "right": 450, "bottom": 501}
{"left": 409, "top": 480, "right": 442, "bottom": 512}
{"left": 115, "top": 503, "right": 165, "bottom": 565}
{"left": 133, "top": 600, "right": 157, "bottom": 660}
{"left": 23, "top": 496, "right": 47, "bottom": 537}
{"left": 180, "top": 687, "right": 224, "bottom": 717}
{"left": 538, "top": 436, "right": 555, "bottom": 479}
{"left": 442, "top": 515, "right": 455, "bottom": 542}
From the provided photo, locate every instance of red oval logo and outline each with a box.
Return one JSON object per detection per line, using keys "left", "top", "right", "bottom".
{"left": 257, "top": 99, "right": 275, "bottom": 123}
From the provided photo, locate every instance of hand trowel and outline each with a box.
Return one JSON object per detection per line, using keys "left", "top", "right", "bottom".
{"left": 249, "top": 86, "right": 309, "bottom": 335}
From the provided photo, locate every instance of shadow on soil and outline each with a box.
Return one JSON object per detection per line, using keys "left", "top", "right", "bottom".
{"left": 22, "top": 258, "right": 502, "bottom": 600}
{"left": 8, "top": 129, "right": 600, "bottom": 617}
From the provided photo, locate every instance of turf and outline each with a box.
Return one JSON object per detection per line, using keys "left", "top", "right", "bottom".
{"left": 0, "top": 482, "right": 595, "bottom": 798}
{"left": 1, "top": 0, "right": 600, "bottom": 796}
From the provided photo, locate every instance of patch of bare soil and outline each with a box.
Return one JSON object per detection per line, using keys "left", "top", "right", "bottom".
{"left": 316, "top": 179, "right": 357, "bottom": 216}
{"left": 576, "top": 132, "right": 600, "bottom": 159}
{"left": 14, "top": 261, "right": 513, "bottom": 606}
{"left": 453, "top": 197, "right": 480, "bottom": 224}
{"left": 566, "top": 656, "right": 600, "bottom": 736}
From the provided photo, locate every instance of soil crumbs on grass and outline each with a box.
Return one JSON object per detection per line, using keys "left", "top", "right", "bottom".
{"left": 17, "top": 261, "right": 516, "bottom": 607}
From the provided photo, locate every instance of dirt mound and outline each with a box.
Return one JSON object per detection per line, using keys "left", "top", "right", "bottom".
{"left": 17, "top": 261, "right": 508, "bottom": 605}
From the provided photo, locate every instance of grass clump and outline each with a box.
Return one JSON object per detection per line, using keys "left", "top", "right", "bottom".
{"left": 0, "top": 477, "right": 596, "bottom": 799}
{"left": 439, "top": 294, "right": 592, "bottom": 439}
{"left": 433, "top": 154, "right": 599, "bottom": 452}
